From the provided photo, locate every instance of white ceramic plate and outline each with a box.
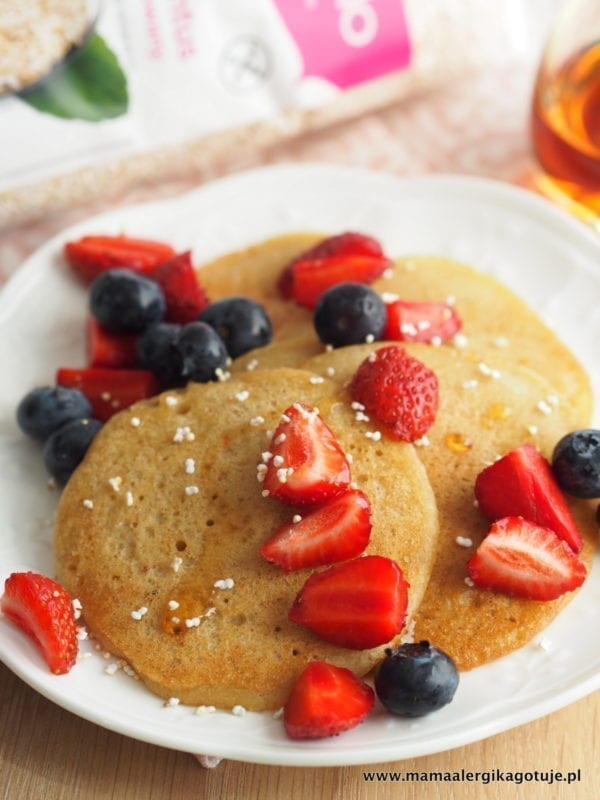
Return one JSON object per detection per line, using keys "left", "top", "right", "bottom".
{"left": 0, "top": 165, "right": 598, "bottom": 767}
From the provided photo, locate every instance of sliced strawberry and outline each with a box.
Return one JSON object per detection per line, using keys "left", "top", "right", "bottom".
{"left": 349, "top": 345, "right": 439, "bottom": 442}
{"left": 383, "top": 300, "right": 462, "bottom": 343}
{"left": 278, "top": 232, "right": 384, "bottom": 299}
{"left": 474, "top": 444, "right": 583, "bottom": 553}
{"left": 283, "top": 661, "right": 374, "bottom": 740}
{"left": 260, "top": 489, "right": 372, "bottom": 571}
{"left": 289, "top": 555, "right": 408, "bottom": 649}
{"left": 87, "top": 317, "right": 138, "bottom": 368}
{"left": 1, "top": 572, "right": 78, "bottom": 674}
{"left": 64, "top": 235, "right": 175, "bottom": 285}
{"left": 467, "top": 516, "right": 587, "bottom": 600}
{"left": 262, "top": 404, "right": 351, "bottom": 506}
{"left": 291, "top": 254, "right": 391, "bottom": 309}
{"left": 56, "top": 367, "right": 160, "bottom": 421}
{"left": 152, "top": 251, "right": 210, "bottom": 324}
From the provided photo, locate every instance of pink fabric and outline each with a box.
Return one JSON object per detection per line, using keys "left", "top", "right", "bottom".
{"left": 0, "top": 62, "right": 536, "bottom": 284}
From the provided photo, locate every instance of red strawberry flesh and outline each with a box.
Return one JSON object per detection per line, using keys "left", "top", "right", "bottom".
{"left": 64, "top": 235, "right": 175, "bottom": 285}
{"left": 87, "top": 317, "right": 138, "bottom": 368}
{"left": 383, "top": 300, "right": 462, "bottom": 343}
{"left": 474, "top": 444, "right": 583, "bottom": 553}
{"left": 291, "top": 254, "right": 391, "bottom": 309}
{"left": 289, "top": 555, "right": 409, "bottom": 649}
{"left": 467, "top": 516, "right": 587, "bottom": 600}
{"left": 349, "top": 345, "right": 439, "bottom": 442}
{"left": 1, "top": 572, "right": 78, "bottom": 674}
{"left": 57, "top": 366, "right": 160, "bottom": 421}
{"left": 152, "top": 251, "right": 210, "bottom": 324}
{"left": 278, "top": 232, "right": 384, "bottom": 299}
{"left": 260, "top": 488, "right": 372, "bottom": 571}
{"left": 283, "top": 660, "right": 374, "bottom": 739}
{"left": 263, "top": 403, "right": 351, "bottom": 506}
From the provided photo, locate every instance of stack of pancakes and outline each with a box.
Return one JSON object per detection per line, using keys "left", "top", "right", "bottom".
{"left": 54, "top": 234, "right": 597, "bottom": 710}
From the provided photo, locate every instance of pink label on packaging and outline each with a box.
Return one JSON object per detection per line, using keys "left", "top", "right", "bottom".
{"left": 273, "top": 0, "right": 412, "bottom": 89}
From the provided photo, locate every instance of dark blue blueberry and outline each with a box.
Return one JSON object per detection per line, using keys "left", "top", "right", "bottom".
{"left": 374, "top": 641, "right": 459, "bottom": 717}
{"left": 313, "top": 282, "right": 385, "bottom": 347}
{"left": 552, "top": 429, "right": 600, "bottom": 499}
{"left": 16, "top": 386, "right": 92, "bottom": 443}
{"left": 136, "top": 322, "right": 185, "bottom": 388}
{"left": 198, "top": 296, "right": 272, "bottom": 359}
{"left": 43, "top": 418, "right": 102, "bottom": 485}
{"left": 174, "top": 321, "right": 228, "bottom": 383}
{"left": 89, "top": 268, "right": 165, "bottom": 333}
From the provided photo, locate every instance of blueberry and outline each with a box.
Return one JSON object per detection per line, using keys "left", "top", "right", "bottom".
{"left": 136, "top": 322, "right": 185, "bottom": 388}
{"left": 198, "top": 297, "right": 272, "bottom": 359}
{"left": 16, "top": 386, "right": 92, "bottom": 443}
{"left": 174, "top": 321, "right": 229, "bottom": 383}
{"left": 313, "top": 282, "right": 386, "bottom": 347}
{"left": 43, "top": 418, "right": 102, "bottom": 485}
{"left": 374, "top": 641, "right": 459, "bottom": 717}
{"left": 89, "top": 269, "right": 165, "bottom": 333}
{"left": 552, "top": 429, "right": 600, "bottom": 499}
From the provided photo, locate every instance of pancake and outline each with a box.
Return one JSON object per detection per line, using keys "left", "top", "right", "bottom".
{"left": 198, "top": 233, "right": 318, "bottom": 341}
{"left": 232, "top": 334, "right": 322, "bottom": 374}
{"left": 371, "top": 255, "right": 593, "bottom": 422}
{"left": 200, "top": 234, "right": 592, "bottom": 424}
{"left": 302, "top": 343, "right": 597, "bottom": 669}
{"left": 54, "top": 368, "right": 438, "bottom": 710}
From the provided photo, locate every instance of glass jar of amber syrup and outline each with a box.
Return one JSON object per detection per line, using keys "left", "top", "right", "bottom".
{"left": 531, "top": 0, "right": 600, "bottom": 223}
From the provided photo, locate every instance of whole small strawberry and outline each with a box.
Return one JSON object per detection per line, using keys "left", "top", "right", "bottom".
{"left": 349, "top": 345, "right": 439, "bottom": 442}
{"left": 1, "top": 572, "right": 78, "bottom": 674}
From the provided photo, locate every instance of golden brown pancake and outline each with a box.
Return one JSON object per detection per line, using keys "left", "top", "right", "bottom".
{"left": 198, "top": 234, "right": 317, "bottom": 340}
{"left": 199, "top": 235, "right": 592, "bottom": 424}
{"left": 200, "top": 233, "right": 596, "bottom": 668}
{"left": 303, "top": 343, "right": 597, "bottom": 669}
{"left": 54, "top": 369, "right": 438, "bottom": 709}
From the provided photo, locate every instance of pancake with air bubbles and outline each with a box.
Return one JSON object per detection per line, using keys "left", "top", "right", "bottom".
{"left": 199, "top": 234, "right": 593, "bottom": 424}
{"left": 54, "top": 369, "right": 438, "bottom": 710}
{"left": 202, "top": 234, "right": 596, "bottom": 667}
{"left": 302, "top": 343, "right": 597, "bottom": 669}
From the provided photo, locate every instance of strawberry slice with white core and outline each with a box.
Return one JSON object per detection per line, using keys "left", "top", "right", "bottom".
{"left": 260, "top": 489, "right": 372, "bottom": 571}
{"left": 474, "top": 444, "right": 583, "bottom": 553}
{"left": 467, "top": 516, "right": 587, "bottom": 601}
{"left": 1, "top": 572, "right": 78, "bottom": 674}
{"left": 289, "top": 555, "right": 409, "bottom": 649}
{"left": 284, "top": 661, "right": 374, "bottom": 740}
{"left": 383, "top": 300, "right": 462, "bottom": 343}
{"left": 263, "top": 403, "right": 351, "bottom": 506}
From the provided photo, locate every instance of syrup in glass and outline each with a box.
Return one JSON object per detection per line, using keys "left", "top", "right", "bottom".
{"left": 532, "top": 41, "right": 600, "bottom": 216}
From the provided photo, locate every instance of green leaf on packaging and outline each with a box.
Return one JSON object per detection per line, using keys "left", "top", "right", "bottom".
{"left": 19, "top": 33, "right": 128, "bottom": 122}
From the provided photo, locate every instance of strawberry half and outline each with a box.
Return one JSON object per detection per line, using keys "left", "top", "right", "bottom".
{"left": 289, "top": 555, "right": 409, "bottom": 649}
{"left": 291, "top": 254, "right": 391, "bottom": 309}
{"left": 383, "top": 300, "right": 462, "bottom": 343}
{"left": 64, "top": 235, "right": 175, "bottom": 285}
{"left": 283, "top": 661, "right": 374, "bottom": 740}
{"left": 1, "top": 572, "right": 78, "bottom": 674}
{"left": 87, "top": 317, "right": 138, "bottom": 368}
{"left": 349, "top": 345, "right": 439, "bottom": 442}
{"left": 278, "top": 232, "right": 384, "bottom": 299}
{"left": 260, "top": 489, "right": 372, "bottom": 571}
{"left": 467, "top": 516, "right": 587, "bottom": 601}
{"left": 263, "top": 404, "right": 351, "bottom": 506}
{"left": 474, "top": 444, "right": 583, "bottom": 553}
{"left": 152, "top": 251, "right": 210, "bottom": 324}
{"left": 57, "top": 367, "right": 160, "bottom": 421}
